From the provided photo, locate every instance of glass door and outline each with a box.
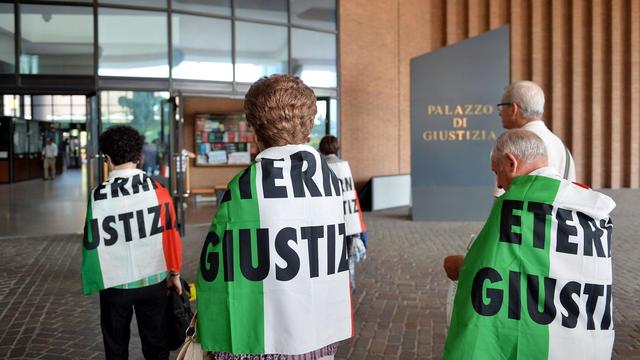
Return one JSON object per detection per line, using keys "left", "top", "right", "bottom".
{"left": 163, "top": 96, "right": 186, "bottom": 235}
{"left": 85, "top": 93, "right": 102, "bottom": 194}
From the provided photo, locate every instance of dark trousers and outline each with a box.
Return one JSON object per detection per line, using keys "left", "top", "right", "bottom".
{"left": 99, "top": 281, "right": 169, "bottom": 360}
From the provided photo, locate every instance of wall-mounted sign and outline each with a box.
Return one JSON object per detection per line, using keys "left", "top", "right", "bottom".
{"left": 410, "top": 26, "right": 509, "bottom": 221}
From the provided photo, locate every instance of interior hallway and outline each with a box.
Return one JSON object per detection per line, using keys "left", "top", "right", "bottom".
{"left": 0, "top": 168, "right": 87, "bottom": 238}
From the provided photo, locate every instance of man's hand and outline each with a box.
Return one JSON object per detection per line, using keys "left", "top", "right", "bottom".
{"left": 167, "top": 274, "right": 183, "bottom": 295}
{"left": 443, "top": 255, "right": 465, "bottom": 281}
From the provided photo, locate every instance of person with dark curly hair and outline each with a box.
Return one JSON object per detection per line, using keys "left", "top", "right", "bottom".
{"left": 82, "top": 125, "right": 183, "bottom": 360}
{"left": 196, "top": 75, "right": 352, "bottom": 360}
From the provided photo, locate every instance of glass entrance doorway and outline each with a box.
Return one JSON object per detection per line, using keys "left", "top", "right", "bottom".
{"left": 85, "top": 90, "right": 187, "bottom": 234}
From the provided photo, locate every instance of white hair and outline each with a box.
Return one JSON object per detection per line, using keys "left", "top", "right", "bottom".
{"left": 492, "top": 129, "right": 548, "bottom": 164}
{"left": 502, "top": 80, "right": 545, "bottom": 119}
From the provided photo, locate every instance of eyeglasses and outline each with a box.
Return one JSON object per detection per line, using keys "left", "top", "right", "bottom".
{"left": 496, "top": 102, "right": 513, "bottom": 108}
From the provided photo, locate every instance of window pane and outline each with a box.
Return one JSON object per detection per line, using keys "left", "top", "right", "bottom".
{"left": 24, "top": 95, "right": 32, "bottom": 120}
{"left": 235, "top": 21, "right": 287, "bottom": 83}
{"left": 172, "top": 14, "right": 232, "bottom": 81}
{"left": 2, "top": 95, "right": 20, "bottom": 117}
{"left": 100, "top": 91, "right": 168, "bottom": 133}
{"left": 32, "top": 95, "right": 53, "bottom": 121}
{"left": 20, "top": 5, "right": 94, "bottom": 75}
{"left": 308, "top": 99, "right": 328, "bottom": 149}
{"left": 32, "top": 0, "right": 91, "bottom": 2}
{"left": 71, "top": 95, "right": 86, "bottom": 122}
{"left": 291, "top": 0, "right": 336, "bottom": 31}
{"left": 52, "top": 95, "right": 72, "bottom": 122}
{"left": 100, "top": 0, "right": 166, "bottom": 8}
{"left": 100, "top": 90, "right": 169, "bottom": 175}
{"left": 98, "top": 9, "right": 168, "bottom": 78}
{"left": 172, "top": 0, "right": 230, "bottom": 16}
{"left": 235, "top": 0, "right": 286, "bottom": 23}
{"left": 291, "top": 29, "right": 336, "bottom": 88}
{"left": 0, "top": 4, "right": 15, "bottom": 73}
{"left": 329, "top": 98, "right": 338, "bottom": 136}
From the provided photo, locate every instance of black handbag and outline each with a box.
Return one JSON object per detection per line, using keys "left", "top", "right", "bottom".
{"left": 167, "top": 278, "right": 194, "bottom": 351}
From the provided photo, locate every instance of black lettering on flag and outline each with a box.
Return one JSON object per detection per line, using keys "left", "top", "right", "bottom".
{"left": 239, "top": 166, "right": 253, "bottom": 200}
{"left": 559, "top": 281, "right": 581, "bottom": 328}
{"left": 527, "top": 202, "right": 553, "bottom": 249}
{"left": 337, "top": 223, "right": 349, "bottom": 273}
{"left": 290, "top": 151, "right": 322, "bottom": 198}
{"left": 500, "top": 200, "right": 523, "bottom": 245}
{"left": 584, "top": 283, "right": 604, "bottom": 330}
{"left": 508, "top": 271, "right": 521, "bottom": 320}
{"left": 222, "top": 230, "right": 234, "bottom": 282}
{"left": 275, "top": 227, "right": 300, "bottom": 281}
{"left": 600, "top": 218, "right": 613, "bottom": 258}
{"left": 131, "top": 173, "right": 150, "bottom": 194}
{"left": 148, "top": 205, "right": 163, "bottom": 236}
{"left": 327, "top": 224, "right": 336, "bottom": 275}
{"left": 471, "top": 267, "right": 503, "bottom": 316}
{"left": 601, "top": 284, "right": 613, "bottom": 330}
{"left": 352, "top": 199, "right": 358, "bottom": 213}
{"left": 83, "top": 219, "right": 100, "bottom": 250}
{"left": 164, "top": 202, "right": 173, "bottom": 230}
{"left": 578, "top": 212, "right": 606, "bottom": 257}
{"left": 136, "top": 210, "right": 146, "bottom": 239}
{"left": 102, "top": 215, "right": 118, "bottom": 246}
{"left": 111, "top": 177, "right": 130, "bottom": 198}
{"left": 320, "top": 159, "right": 341, "bottom": 196}
{"left": 118, "top": 212, "right": 134, "bottom": 242}
{"left": 556, "top": 208, "right": 578, "bottom": 255}
{"left": 526, "top": 275, "right": 557, "bottom": 325}
{"left": 239, "top": 228, "right": 270, "bottom": 281}
{"left": 301, "top": 225, "right": 323, "bottom": 278}
{"left": 94, "top": 183, "right": 107, "bottom": 201}
{"left": 344, "top": 177, "right": 354, "bottom": 192}
{"left": 343, "top": 200, "right": 348, "bottom": 216}
{"left": 262, "top": 158, "right": 287, "bottom": 198}
{"left": 200, "top": 231, "right": 220, "bottom": 282}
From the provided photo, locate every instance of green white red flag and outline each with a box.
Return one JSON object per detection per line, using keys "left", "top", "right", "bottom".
{"left": 197, "top": 144, "right": 353, "bottom": 355}
{"left": 444, "top": 167, "right": 615, "bottom": 359}
{"left": 326, "top": 160, "right": 366, "bottom": 236}
{"left": 81, "top": 170, "right": 182, "bottom": 295}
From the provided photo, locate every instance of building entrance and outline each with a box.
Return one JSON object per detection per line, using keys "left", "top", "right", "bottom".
{"left": 0, "top": 91, "right": 189, "bottom": 237}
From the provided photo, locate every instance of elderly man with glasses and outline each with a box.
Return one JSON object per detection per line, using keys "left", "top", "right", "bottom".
{"left": 497, "top": 80, "right": 576, "bottom": 182}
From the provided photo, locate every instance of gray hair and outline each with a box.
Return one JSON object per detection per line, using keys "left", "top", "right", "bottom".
{"left": 492, "top": 129, "right": 548, "bottom": 164}
{"left": 502, "top": 80, "right": 545, "bottom": 119}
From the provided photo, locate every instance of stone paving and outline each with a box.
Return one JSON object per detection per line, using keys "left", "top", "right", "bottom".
{"left": 0, "top": 189, "right": 639, "bottom": 359}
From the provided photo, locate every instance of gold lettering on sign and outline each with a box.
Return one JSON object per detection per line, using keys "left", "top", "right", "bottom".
{"left": 423, "top": 103, "right": 496, "bottom": 142}
{"left": 426, "top": 104, "right": 494, "bottom": 116}
{"left": 422, "top": 130, "right": 498, "bottom": 142}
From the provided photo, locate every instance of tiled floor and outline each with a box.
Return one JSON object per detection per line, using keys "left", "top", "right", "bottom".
{"left": 0, "top": 177, "right": 638, "bottom": 359}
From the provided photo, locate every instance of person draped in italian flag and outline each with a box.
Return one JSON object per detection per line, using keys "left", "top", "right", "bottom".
{"left": 81, "top": 125, "right": 182, "bottom": 359}
{"left": 197, "top": 75, "right": 353, "bottom": 359}
{"left": 444, "top": 129, "right": 615, "bottom": 360}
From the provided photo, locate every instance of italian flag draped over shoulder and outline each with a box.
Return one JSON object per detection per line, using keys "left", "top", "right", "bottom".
{"left": 197, "top": 144, "right": 353, "bottom": 355}
{"left": 81, "top": 170, "right": 182, "bottom": 295}
{"left": 444, "top": 167, "right": 616, "bottom": 360}
{"left": 326, "top": 159, "right": 366, "bottom": 236}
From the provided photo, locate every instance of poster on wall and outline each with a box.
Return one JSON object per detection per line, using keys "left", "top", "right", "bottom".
{"left": 410, "top": 26, "right": 509, "bottom": 221}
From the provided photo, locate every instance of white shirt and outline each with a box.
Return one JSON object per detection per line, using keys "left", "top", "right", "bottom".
{"left": 43, "top": 143, "right": 58, "bottom": 158}
{"left": 522, "top": 120, "right": 576, "bottom": 181}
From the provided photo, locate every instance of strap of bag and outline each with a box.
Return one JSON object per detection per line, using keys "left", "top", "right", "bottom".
{"left": 563, "top": 145, "right": 571, "bottom": 180}
{"left": 186, "top": 311, "right": 198, "bottom": 338}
